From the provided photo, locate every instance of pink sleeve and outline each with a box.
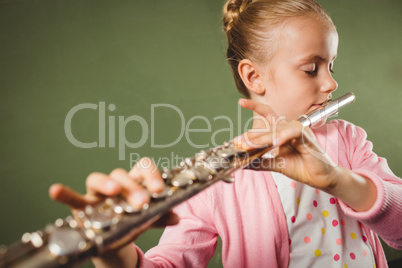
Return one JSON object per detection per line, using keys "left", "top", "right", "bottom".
{"left": 337, "top": 120, "right": 402, "bottom": 249}
{"left": 135, "top": 245, "right": 152, "bottom": 268}
{"left": 137, "top": 190, "right": 218, "bottom": 267}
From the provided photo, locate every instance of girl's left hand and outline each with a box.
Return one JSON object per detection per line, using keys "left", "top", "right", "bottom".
{"left": 234, "top": 98, "right": 341, "bottom": 192}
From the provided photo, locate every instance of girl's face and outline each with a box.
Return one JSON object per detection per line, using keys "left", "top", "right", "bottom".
{"left": 256, "top": 15, "right": 339, "bottom": 122}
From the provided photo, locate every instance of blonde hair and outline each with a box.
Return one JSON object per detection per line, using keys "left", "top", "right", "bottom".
{"left": 223, "top": 0, "right": 334, "bottom": 97}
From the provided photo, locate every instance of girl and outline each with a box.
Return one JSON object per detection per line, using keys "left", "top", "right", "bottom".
{"left": 50, "top": 0, "right": 402, "bottom": 267}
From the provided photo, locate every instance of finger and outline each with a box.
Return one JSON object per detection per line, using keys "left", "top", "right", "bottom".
{"left": 49, "top": 183, "right": 88, "bottom": 209}
{"left": 86, "top": 172, "right": 123, "bottom": 198}
{"left": 233, "top": 131, "right": 273, "bottom": 150}
{"left": 251, "top": 121, "right": 322, "bottom": 161}
{"left": 234, "top": 120, "right": 279, "bottom": 150}
{"left": 235, "top": 121, "right": 306, "bottom": 151}
{"left": 109, "top": 168, "right": 143, "bottom": 192}
{"left": 129, "top": 157, "right": 165, "bottom": 193}
{"left": 109, "top": 168, "right": 150, "bottom": 210}
{"left": 258, "top": 152, "right": 290, "bottom": 172}
{"left": 258, "top": 121, "right": 305, "bottom": 148}
{"left": 239, "top": 98, "right": 279, "bottom": 120}
{"left": 239, "top": 99, "right": 275, "bottom": 130}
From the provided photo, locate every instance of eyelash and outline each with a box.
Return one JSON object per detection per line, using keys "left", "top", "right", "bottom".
{"left": 305, "top": 68, "right": 318, "bottom": 76}
{"left": 305, "top": 67, "right": 335, "bottom": 76}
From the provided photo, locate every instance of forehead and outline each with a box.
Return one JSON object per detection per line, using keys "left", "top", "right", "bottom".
{"left": 276, "top": 14, "right": 338, "bottom": 61}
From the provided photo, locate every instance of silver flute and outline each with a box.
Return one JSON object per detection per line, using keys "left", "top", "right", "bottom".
{"left": 0, "top": 93, "right": 355, "bottom": 268}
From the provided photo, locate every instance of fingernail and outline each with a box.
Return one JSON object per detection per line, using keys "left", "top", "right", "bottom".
{"left": 262, "top": 147, "right": 279, "bottom": 158}
{"left": 262, "top": 152, "right": 275, "bottom": 159}
{"left": 238, "top": 99, "right": 246, "bottom": 106}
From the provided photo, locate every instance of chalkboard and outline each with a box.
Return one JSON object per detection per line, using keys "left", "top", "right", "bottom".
{"left": 0, "top": 0, "right": 401, "bottom": 267}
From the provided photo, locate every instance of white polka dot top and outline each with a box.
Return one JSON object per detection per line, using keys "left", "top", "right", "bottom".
{"left": 272, "top": 172, "right": 376, "bottom": 268}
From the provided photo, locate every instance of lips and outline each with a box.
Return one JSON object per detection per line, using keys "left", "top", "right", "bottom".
{"left": 307, "top": 101, "right": 327, "bottom": 114}
{"left": 306, "top": 96, "right": 332, "bottom": 115}
{"left": 313, "top": 98, "right": 332, "bottom": 108}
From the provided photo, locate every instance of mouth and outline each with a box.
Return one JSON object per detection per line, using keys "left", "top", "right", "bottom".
{"left": 312, "top": 98, "right": 332, "bottom": 108}
{"left": 307, "top": 98, "right": 332, "bottom": 114}
{"left": 312, "top": 103, "right": 323, "bottom": 108}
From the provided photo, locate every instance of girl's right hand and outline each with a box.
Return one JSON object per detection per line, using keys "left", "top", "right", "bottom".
{"left": 48, "top": 157, "right": 179, "bottom": 267}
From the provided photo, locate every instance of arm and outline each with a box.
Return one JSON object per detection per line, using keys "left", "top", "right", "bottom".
{"left": 140, "top": 190, "right": 218, "bottom": 267}
{"left": 235, "top": 99, "right": 402, "bottom": 248}
{"left": 234, "top": 99, "right": 379, "bottom": 211}
{"left": 327, "top": 165, "right": 378, "bottom": 212}
{"left": 336, "top": 120, "right": 402, "bottom": 249}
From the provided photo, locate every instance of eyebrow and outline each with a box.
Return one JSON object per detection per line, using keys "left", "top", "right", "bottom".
{"left": 297, "top": 54, "right": 337, "bottom": 64}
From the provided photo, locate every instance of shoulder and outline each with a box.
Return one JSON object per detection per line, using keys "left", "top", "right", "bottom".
{"left": 327, "top": 119, "right": 367, "bottom": 138}
{"left": 313, "top": 119, "right": 369, "bottom": 144}
{"left": 311, "top": 119, "right": 372, "bottom": 167}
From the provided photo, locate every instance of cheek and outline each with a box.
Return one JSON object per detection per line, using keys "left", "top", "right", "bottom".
{"left": 263, "top": 68, "right": 313, "bottom": 118}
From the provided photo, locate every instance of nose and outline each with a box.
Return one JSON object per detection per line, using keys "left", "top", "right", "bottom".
{"left": 320, "top": 71, "right": 338, "bottom": 94}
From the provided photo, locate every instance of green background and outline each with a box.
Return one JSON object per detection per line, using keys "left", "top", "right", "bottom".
{"left": 0, "top": 0, "right": 401, "bottom": 267}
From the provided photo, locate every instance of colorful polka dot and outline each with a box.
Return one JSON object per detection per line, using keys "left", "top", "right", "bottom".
{"left": 336, "top": 238, "right": 342, "bottom": 245}
{"left": 322, "top": 210, "right": 329, "bottom": 217}
{"left": 350, "top": 232, "right": 356, "bottom": 239}
{"left": 332, "top": 220, "right": 339, "bottom": 227}
{"left": 344, "top": 264, "right": 348, "bottom": 268}
{"left": 306, "top": 213, "right": 313, "bottom": 221}
{"left": 291, "top": 216, "right": 296, "bottom": 223}
{"left": 350, "top": 252, "right": 356, "bottom": 260}
{"left": 341, "top": 219, "right": 346, "bottom": 226}
{"left": 321, "top": 228, "right": 325, "bottom": 235}
{"left": 330, "top": 197, "right": 336, "bottom": 204}
{"left": 304, "top": 236, "right": 311, "bottom": 244}
{"left": 289, "top": 239, "right": 292, "bottom": 245}
{"left": 297, "top": 197, "right": 300, "bottom": 204}
{"left": 315, "top": 189, "right": 319, "bottom": 194}
{"left": 362, "top": 235, "right": 367, "bottom": 242}
{"left": 363, "top": 250, "right": 367, "bottom": 257}
{"left": 334, "top": 254, "right": 340, "bottom": 261}
{"left": 313, "top": 200, "right": 318, "bottom": 207}
{"left": 290, "top": 181, "right": 297, "bottom": 188}
{"left": 314, "top": 249, "right": 321, "bottom": 257}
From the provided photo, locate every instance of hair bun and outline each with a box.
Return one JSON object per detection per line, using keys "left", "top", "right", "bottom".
{"left": 223, "top": 0, "right": 252, "bottom": 35}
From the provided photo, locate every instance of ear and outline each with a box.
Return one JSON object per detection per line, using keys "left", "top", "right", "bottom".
{"left": 238, "top": 59, "right": 265, "bottom": 95}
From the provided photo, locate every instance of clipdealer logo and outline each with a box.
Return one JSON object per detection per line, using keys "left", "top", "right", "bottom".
{"left": 64, "top": 102, "right": 338, "bottom": 168}
{"left": 64, "top": 102, "right": 254, "bottom": 161}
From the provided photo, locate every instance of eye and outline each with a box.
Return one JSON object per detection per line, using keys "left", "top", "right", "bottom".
{"left": 305, "top": 65, "right": 318, "bottom": 76}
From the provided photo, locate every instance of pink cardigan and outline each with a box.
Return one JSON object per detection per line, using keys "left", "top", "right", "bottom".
{"left": 137, "top": 120, "right": 402, "bottom": 267}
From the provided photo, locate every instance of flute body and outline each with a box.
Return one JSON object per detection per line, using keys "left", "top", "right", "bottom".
{"left": 0, "top": 93, "right": 355, "bottom": 268}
